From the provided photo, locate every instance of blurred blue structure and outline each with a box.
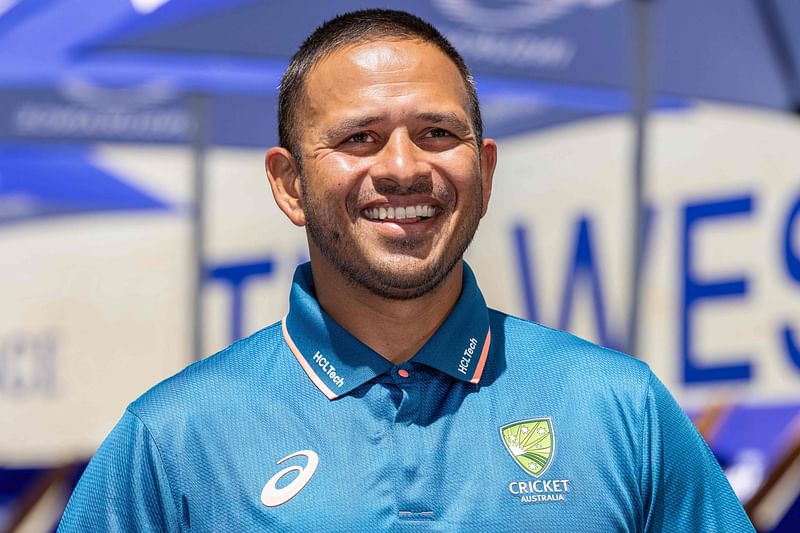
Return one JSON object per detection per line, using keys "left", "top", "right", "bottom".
{"left": 79, "top": 0, "right": 800, "bottom": 108}
{"left": 0, "top": 144, "right": 169, "bottom": 224}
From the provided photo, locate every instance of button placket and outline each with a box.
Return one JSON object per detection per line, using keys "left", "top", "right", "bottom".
{"left": 392, "top": 364, "right": 419, "bottom": 424}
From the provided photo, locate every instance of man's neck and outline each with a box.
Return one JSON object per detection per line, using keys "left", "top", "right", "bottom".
{"left": 309, "top": 257, "right": 464, "bottom": 365}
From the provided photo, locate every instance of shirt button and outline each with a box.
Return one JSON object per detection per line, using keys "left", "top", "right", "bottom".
{"left": 397, "top": 368, "right": 410, "bottom": 378}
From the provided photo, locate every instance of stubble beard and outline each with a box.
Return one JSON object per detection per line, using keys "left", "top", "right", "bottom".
{"left": 302, "top": 176, "right": 483, "bottom": 301}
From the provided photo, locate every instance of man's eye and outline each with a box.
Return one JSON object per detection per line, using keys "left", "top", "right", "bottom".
{"left": 426, "top": 128, "right": 451, "bottom": 138}
{"left": 345, "top": 132, "right": 374, "bottom": 143}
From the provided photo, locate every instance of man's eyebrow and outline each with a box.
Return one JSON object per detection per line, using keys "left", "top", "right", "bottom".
{"left": 324, "top": 116, "right": 383, "bottom": 141}
{"left": 416, "top": 112, "right": 471, "bottom": 132}
{"left": 323, "top": 112, "right": 471, "bottom": 141}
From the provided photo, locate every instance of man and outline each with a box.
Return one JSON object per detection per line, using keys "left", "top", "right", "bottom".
{"left": 60, "top": 9, "right": 754, "bottom": 532}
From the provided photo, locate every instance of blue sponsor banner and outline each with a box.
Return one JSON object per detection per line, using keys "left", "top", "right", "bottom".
{"left": 0, "top": 87, "right": 193, "bottom": 144}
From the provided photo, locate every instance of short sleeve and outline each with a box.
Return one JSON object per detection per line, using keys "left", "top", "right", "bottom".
{"left": 640, "top": 372, "right": 755, "bottom": 532}
{"left": 58, "top": 409, "right": 181, "bottom": 532}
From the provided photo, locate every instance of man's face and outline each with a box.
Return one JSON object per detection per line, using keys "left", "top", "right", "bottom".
{"left": 296, "top": 38, "right": 495, "bottom": 299}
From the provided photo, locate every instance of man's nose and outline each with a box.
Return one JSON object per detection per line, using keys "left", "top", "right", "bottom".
{"left": 370, "top": 130, "right": 431, "bottom": 187}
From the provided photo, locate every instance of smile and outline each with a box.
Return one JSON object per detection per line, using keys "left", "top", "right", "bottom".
{"left": 362, "top": 204, "right": 437, "bottom": 221}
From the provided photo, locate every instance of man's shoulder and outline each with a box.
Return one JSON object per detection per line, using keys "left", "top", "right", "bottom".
{"left": 127, "top": 320, "right": 285, "bottom": 426}
{"left": 486, "top": 308, "right": 656, "bottom": 446}
{"left": 488, "top": 308, "right": 651, "bottom": 383}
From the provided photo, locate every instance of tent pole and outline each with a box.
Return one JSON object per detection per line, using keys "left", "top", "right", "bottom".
{"left": 753, "top": 0, "right": 800, "bottom": 114}
{"left": 627, "top": 0, "right": 653, "bottom": 356}
{"left": 190, "top": 93, "right": 209, "bottom": 361}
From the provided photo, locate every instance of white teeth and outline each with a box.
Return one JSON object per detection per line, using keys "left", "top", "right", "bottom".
{"left": 363, "top": 204, "right": 437, "bottom": 221}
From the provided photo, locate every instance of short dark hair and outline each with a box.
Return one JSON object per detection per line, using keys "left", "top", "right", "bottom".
{"left": 278, "top": 9, "right": 482, "bottom": 163}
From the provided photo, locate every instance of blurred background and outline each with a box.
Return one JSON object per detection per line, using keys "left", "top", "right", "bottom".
{"left": 1, "top": 0, "right": 799, "bottom": 530}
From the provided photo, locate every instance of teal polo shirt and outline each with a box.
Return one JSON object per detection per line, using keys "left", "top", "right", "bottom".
{"left": 59, "top": 262, "right": 754, "bottom": 532}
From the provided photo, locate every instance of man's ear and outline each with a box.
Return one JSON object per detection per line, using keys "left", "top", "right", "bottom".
{"left": 265, "top": 147, "right": 306, "bottom": 226}
{"left": 479, "top": 138, "right": 497, "bottom": 217}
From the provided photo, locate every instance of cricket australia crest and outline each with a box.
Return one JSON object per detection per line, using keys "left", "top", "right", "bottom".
{"left": 500, "top": 418, "right": 555, "bottom": 477}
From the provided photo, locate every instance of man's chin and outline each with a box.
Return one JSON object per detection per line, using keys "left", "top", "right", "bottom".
{"left": 342, "top": 256, "right": 460, "bottom": 301}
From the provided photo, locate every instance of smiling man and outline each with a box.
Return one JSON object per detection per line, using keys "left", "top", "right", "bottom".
{"left": 60, "top": 9, "right": 754, "bottom": 532}
{"left": 267, "top": 29, "right": 495, "bottom": 368}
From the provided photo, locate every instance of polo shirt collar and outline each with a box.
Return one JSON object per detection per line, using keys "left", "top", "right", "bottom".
{"left": 282, "top": 262, "right": 492, "bottom": 400}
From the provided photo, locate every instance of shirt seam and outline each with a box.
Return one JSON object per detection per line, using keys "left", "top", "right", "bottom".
{"left": 638, "top": 370, "right": 654, "bottom": 533}
{"left": 126, "top": 407, "right": 183, "bottom": 532}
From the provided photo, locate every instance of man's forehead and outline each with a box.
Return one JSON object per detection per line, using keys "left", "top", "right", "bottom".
{"left": 293, "top": 36, "right": 476, "bottom": 145}
{"left": 303, "top": 38, "right": 467, "bottom": 103}
{"left": 347, "top": 40, "right": 418, "bottom": 71}
{"left": 310, "top": 38, "right": 449, "bottom": 77}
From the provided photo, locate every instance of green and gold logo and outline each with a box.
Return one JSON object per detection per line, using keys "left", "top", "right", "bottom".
{"left": 500, "top": 418, "right": 555, "bottom": 477}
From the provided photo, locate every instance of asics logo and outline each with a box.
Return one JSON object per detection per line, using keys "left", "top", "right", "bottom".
{"left": 261, "top": 450, "right": 319, "bottom": 507}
